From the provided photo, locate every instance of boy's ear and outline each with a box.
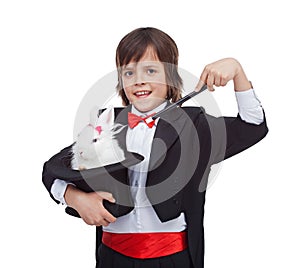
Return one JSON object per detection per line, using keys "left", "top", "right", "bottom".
{"left": 89, "top": 106, "right": 100, "bottom": 126}
{"left": 98, "top": 105, "right": 115, "bottom": 127}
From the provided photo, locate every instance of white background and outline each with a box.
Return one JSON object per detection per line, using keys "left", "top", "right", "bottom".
{"left": 1, "top": 0, "right": 299, "bottom": 267}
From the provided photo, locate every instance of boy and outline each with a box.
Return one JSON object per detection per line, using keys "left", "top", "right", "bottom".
{"left": 43, "top": 27, "right": 268, "bottom": 267}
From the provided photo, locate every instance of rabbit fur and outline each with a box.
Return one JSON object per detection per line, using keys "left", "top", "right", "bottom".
{"left": 71, "top": 106, "right": 125, "bottom": 170}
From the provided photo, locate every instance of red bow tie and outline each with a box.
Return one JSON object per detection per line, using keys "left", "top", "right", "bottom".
{"left": 128, "top": 112, "right": 156, "bottom": 129}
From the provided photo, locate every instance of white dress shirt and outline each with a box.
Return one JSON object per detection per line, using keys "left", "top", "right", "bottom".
{"left": 51, "top": 89, "right": 264, "bottom": 232}
{"left": 104, "top": 102, "right": 187, "bottom": 233}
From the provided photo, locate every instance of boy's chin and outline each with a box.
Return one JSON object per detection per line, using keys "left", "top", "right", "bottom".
{"left": 132, "top": 98, "right": 165, "bottom": 113}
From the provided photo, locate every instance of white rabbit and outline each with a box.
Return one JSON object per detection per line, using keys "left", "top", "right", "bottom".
{"left": 71, "top": 106, "right": 126, "bottom": 170}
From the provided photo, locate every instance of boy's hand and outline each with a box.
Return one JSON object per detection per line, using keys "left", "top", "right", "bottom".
{"left": 64, "top": 185, "right": 117, "bottom": 226}
{"left": 195, "top": 58, "right": 252, "bottom": 92}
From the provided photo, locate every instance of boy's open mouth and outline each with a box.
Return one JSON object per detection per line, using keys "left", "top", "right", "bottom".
{"left": 134, "top": 90, "right": 152, "bottom": 98}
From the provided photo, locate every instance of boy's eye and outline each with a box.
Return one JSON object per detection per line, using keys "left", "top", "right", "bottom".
{"left": 124, "top": 70, "right": 133, "bottom": 77}
{"left": 147, "top": 69, "right": 156, "bottom": 74}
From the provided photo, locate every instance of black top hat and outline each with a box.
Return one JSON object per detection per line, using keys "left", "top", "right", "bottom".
{"left": 45, "top": 145, "right": 144, "bottom": 218}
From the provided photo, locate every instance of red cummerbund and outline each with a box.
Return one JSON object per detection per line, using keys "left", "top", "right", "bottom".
{"left": 102, "top": 231, "right": 187, "bottom": 259}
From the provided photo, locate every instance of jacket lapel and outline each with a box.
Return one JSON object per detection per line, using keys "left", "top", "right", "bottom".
{"left": 148, "top": 104, "right": 188, "bottom": 171}
{"left": 115, "top": 104, "right": 132, "bottom": 125}
{"left": 113, "top": 105, "right": 131, "bottom": 150}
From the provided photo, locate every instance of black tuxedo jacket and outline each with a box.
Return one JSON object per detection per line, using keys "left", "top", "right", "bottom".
{"left": 42, "top": 104, "right": 268, "bottom": 268}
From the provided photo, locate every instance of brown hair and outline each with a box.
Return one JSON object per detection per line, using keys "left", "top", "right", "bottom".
{"left": 116, "top": 27, "right": 183, "bottom": 106}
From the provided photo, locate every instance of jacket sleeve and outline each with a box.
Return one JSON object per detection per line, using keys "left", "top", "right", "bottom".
{"left": 42, "top": 144, "right": 74, "bottom": 204}
{"left": 207, "top": 111, "right": 268, "bottom": 164}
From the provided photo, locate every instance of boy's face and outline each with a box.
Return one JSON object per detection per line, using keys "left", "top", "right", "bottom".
{"left": 121, "top": 48, "right": 168, "bottom": 113}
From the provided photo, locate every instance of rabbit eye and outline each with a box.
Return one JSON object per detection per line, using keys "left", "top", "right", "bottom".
{"left": 92, "top": 138, "right": 98, "bottom": 143}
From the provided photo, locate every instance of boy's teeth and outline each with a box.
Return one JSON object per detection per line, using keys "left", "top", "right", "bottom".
{"left": 135, "top": 91, "right": 150, "bottom": 96}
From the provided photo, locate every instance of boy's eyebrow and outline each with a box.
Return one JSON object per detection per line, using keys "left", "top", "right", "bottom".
{"left": 143, "top": 63, "right": 160, "bottom": 68}
{"left": 122, "top": 63, "right": 136, "bottom": 69}
{"left": 122, "top": 62, "right": 162, "bottom": 69}
{"left": 122, "top": 65, "right": 135, "bottom": 70}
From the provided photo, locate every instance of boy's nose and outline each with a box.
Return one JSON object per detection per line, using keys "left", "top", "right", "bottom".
{"left": 134, "top": 70, "right": 146, "bottom": 86}
{"left": 135, "top": 81, "right": 146, "bottom": 86}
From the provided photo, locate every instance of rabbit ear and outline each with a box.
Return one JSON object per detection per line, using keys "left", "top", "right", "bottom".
{"left": 98, "top": 105, "right": 115, "bottom": 127}
{"left": 89, "top": 106, "right": 100, "bottom": 126}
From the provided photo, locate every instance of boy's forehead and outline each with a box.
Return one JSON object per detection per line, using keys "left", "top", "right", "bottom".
{"left": 123, "top": 60, "right": 163, "bottom": 69}
{"left": 139, "top": 47, "right": 159, "bottom": 61}
{"left": 125, "top": 47, "right": 160, "bottom": 66}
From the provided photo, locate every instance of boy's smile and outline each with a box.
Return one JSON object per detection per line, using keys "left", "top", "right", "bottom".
{"left": 133, "top": 90, "right": 152, "bottom": 98}
{"left": 121, "top": 47, "right": 168, "bottom": 113}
